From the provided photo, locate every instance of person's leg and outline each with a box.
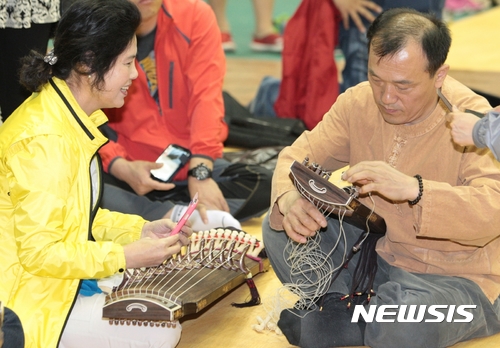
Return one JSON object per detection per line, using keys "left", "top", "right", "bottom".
{"left": 102, "top": 158, "right": 271, "bottom": 223}
{"left": 205, "top": 0, "right": 236, "bottom": 51}
{"left": 101, "top": 181, "right": 240, "bottom": 229}
{"left": 101, "top": 182, "right": 175, "bottom": 221}
{"left": 0, "top": 24, "right": 54, "bottom": 120}
{"left": 251, "top": 0, "right": 276, "bottom": 38}
{"left": 1, "top": 307, "right": 25, "bottom": 348}
{"left": 263, "top": 213, "right": 370, "bottom": 347}
{"left": 338, "top": 25, "right": 369, "bottom": 93}
{"left": 150, "top": 159, "right": 268, "bottom": 220}
{"left": 60, "top": 293, "right": 181, "bottom": 348}
{"left": 385, "top": 0, "right": 446, "bottom": 19}
{"left": 206, "top": 0, "right": 230, "bottom": 33}
{"left": 366, "top": 258, "right": 500, "bottom": 348}
{"left": 213, "top": 160, "right": 273, "bottom": 221}
{"left": 249, "top": 0, "right": 282, "bottom": 52}
{"left": 262, "top": 213, "right": 367, "bottom": 294}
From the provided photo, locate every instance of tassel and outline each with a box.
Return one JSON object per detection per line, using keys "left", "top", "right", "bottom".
{"left": 231, "top": 275, "right": 261, "bottom": 308}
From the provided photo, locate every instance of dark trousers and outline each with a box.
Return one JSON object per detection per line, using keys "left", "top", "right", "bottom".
{"left": 2, "top": 307, "right": 24, "bottom": 348}
{"left": 101, "top": 158, "right": 272, "bottom": 222}
{"left": 263, "top": 214, "right": 500, "bottom": 348}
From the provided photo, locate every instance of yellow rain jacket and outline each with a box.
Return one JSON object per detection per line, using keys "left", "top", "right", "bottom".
{"left": 0, "top": 78, "right": 147, "bottom": 347}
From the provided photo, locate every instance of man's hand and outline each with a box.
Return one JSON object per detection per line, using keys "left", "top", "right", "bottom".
{"left": 278, "top": 191, "right": 327, "bottom": 244}
{"left": 109, "top": 158, "right": 175, "bottom": 195}
{"left": 188, "top": 177, "right": 229, "bottom": 223}
{"left": 342, "top": 161, "right": 420, "bottom": 202}
{"left": 333, "top": 0, "right": 382, "bottom": 32}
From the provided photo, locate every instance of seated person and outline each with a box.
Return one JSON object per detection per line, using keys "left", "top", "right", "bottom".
{"left": 0, "top": 1, "right": 191, "bottom": 346}
{"left": 262, "top": 8, "right": 500, "bottom": 348}
{"left": 99, "top": 0, "right": 273, "bottom": 229}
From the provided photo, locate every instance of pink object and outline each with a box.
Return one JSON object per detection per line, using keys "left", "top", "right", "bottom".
{"left": 445, "top": 0, "right": 484, "bottom": 11}
{"left": 170, "top": 192, "right": 198, "bottom": 235}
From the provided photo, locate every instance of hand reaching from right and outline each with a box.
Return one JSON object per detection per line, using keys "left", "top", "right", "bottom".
{"left": 447, "top": 106, "right": 480, "bottom": 147}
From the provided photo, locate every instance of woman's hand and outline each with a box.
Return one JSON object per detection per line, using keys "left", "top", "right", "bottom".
{"left": 141, "top": 219, "right": 192, "bottom": 240}
{"left": 123, "top": 219, "right": 193, "bottom": 269}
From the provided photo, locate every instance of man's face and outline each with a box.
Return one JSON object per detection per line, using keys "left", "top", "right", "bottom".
{"left": 368, "top": 40, "right": 447, "bottom": 125}
{"left": 128, "top": 0, "right": 163, "bottom": 23}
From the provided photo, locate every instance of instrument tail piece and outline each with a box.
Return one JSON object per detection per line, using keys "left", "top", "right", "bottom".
{"left": 231, "top": 274, "right": 261, "bottom": 308}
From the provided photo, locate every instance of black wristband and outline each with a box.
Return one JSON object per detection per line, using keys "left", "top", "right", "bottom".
{"left": 408, "top": 174, "right": 423, "bottom": 206}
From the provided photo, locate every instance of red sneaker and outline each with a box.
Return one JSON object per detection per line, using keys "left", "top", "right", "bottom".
{"left": 221, "top": 32, "right": 236, "bottom": 52}
{"left": 250, "top": 33, "right": 283, "bottom": 52}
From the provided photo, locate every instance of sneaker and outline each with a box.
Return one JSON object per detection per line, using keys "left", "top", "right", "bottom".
{"left": 221, "top": 32, "right": 236, "bottom": 52}
{"left": 250, "top": 33, "right": 283, "bottom": 53}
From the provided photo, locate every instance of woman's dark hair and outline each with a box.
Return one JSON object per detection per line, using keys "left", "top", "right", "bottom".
{"left": 20, "top": 0, "right": 141, "bottom": 92}
{"left": 367, "top": 8, "right": 451, "bottom": 77}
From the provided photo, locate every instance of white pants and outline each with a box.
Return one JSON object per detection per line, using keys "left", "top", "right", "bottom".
{"left": 59, "top": 294, "right": 182, "bottom": 348}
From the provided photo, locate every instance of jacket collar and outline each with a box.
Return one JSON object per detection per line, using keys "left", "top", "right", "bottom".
{"left": 48, "top": 77, "right": 109, "bottom": 146}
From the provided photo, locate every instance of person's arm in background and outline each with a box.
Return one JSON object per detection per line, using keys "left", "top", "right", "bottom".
{"left": 98, "top": 109, "right": 175, "bottom": 196}
{"left": 183, "top": 2, "right": 229, "bottom": 215}
{"left": 98, "top": 108, "right": 129, "bottom": 173}
{"left": 448, "top": 105, "right": 500, "bottom": 160}
{"left": 332, "top": 0, "right": 382, "bottom": 33}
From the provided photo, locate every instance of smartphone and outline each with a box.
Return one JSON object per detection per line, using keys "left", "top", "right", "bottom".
{"left": 150, "top": 144, "right": 191, "bottom": 183}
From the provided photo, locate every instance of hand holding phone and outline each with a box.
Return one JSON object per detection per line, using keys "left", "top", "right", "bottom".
{"left": 170, "top": 193, "right": 199, "bottom": 236}
{"left": 150, "top": 144, "right": 191, "bottom": 183}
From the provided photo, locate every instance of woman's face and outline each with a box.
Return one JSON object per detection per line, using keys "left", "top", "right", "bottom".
{"left": 92, "top": 36, "right": 138, "bottom": 111}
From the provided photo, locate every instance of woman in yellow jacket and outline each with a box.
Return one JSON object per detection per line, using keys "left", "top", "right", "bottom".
{"left": 0, "top": 1, "right": 191, "bottom": 347}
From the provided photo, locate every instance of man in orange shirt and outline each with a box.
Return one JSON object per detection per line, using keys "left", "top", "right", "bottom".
{"left": 100, "top": 0, "right": 272, "bottom": 228}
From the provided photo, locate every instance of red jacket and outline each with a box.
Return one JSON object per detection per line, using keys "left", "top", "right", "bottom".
{"left": 274, "top": 0, "right": 340, "bottom": 130}
{"left": 99, "top": 0, "right": 227, "bottom": 180}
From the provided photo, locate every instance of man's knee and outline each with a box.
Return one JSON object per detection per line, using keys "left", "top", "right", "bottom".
{"left": 364, "top": 285, "right": 440, "bottom": 348}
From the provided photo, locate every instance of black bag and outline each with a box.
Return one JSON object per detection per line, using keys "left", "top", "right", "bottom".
{"left": 223, "top": 146, "right": 284, "bottom": 171}
{"left": 223, "top": 91, "right": 307, "bottom": 148}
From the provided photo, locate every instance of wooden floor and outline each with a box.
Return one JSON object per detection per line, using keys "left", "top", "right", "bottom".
{"left": 176, "top": 7, "right": 500, "bottom": 348}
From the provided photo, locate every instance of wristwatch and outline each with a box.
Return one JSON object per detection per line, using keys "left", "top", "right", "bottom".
{"left": 188, "top": 163, "right": 212, "bottom": 180}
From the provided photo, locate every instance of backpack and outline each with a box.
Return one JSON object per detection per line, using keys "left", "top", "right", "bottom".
{"left": 223, "top": 91, "right": 307, "bottom": 149}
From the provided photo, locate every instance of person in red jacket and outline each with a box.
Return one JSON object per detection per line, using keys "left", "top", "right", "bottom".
{"left": 99, "top": 0, "right": 272, "bottom": 229}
